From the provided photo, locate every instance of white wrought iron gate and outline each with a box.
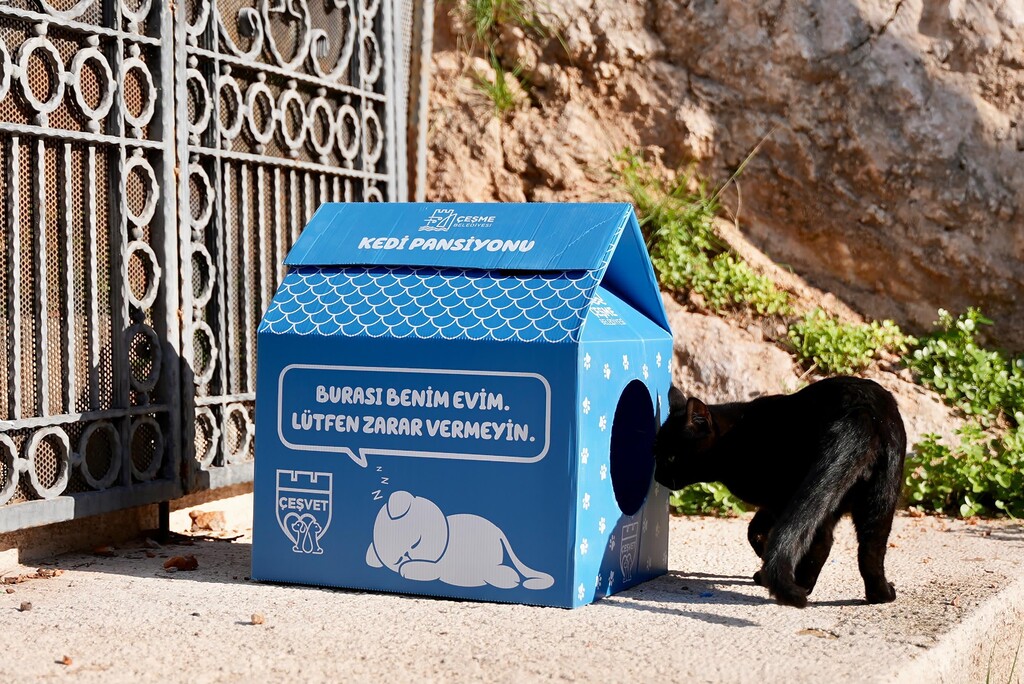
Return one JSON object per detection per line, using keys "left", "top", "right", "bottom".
{"left": 0, "top": 0, "right": 407, "bottom": 532}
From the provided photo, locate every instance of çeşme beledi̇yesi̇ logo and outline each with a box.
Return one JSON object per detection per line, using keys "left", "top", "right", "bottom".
{"left": 276, "top": 469, "right": 333, "bottom": 554}
{"left": 419, "top": 208, "right": 497, "bottom": 232}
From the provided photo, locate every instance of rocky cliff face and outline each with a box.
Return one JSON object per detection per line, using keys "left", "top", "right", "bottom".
{"left": 426, "top": 0, "right": 1024, "bottom": 348}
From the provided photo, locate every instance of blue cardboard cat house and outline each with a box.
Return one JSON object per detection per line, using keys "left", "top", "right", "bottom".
{"left": 252, "top": 203, "right": 674, "bottom": 608}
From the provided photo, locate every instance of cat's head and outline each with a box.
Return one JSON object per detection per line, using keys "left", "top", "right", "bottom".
{"left": 368, "top": 491, "right": 450, "bottom": 572}
{"left": 653, "top": 386, "right": 716, "bottom": 490}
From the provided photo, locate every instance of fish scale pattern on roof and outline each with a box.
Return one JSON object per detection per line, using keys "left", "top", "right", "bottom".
{"left": 259, "top": 267, "right": 603, "bottom": 343}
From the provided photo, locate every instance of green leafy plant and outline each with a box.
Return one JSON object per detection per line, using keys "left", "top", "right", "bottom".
{"left": 669, "top": 482, "right": 749, "bottom": 516}
{"left": 904, "top": 425, "right": 1024, "bottom": 518}
{"left": 788, "top": 309, "right": 915, "bottom": 375}
{"left": 906, "top": 308, "right": 1024, "bottom": 424}
{"left": 618, "top": 150, "right": 791, "bottom": 317}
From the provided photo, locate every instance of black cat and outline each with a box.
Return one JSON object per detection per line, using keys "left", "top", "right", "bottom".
{"left": 653, "top": 376, "right": 906, "bottom": 608}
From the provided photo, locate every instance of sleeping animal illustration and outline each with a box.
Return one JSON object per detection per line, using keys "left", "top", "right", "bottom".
{"left": 365, "top": 490, "right": 554, "bottom": 590}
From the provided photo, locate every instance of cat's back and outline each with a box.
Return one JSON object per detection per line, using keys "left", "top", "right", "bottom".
{"left": 795, "top": 376, "right": 899, "bottom": 416}
{"left": 728, "top": 376, "right": 900, "bottom": 443}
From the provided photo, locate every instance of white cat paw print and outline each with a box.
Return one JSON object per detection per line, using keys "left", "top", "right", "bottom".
{"left": 582, "top": 493, "right": 591, "bottom": 510}
{"left": 580, "top": 538, "right": 589, "bottom": 555}
{"left": 598, "top": 517, "right": 606, "bottom": 534}
{"left": 582, "top": 397, "right": 591, "bottom": 415}
{"left": 642, "top": 363, "right": 649, "bottom": 380}
{"left": 583, "top": 353, "right": 591, "bottom": 370}
{"left": 598, "top": 415, "right": 607, "bottom": 431}
{"left": 580, "top": 447, "right": 589, "bottom": 464}
{"left": 622, "top": 355, "right": 629, "bottom": 370}
{"left": 603, "top": 363, "right": 611, "bottom": 380}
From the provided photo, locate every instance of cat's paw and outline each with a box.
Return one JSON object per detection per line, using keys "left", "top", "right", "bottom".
{"left": 771, "top": 583, "right": 809, "bottom": 609}
{"left": 752, "top": 571, "right": 764, "bottom": 586}
{"left": 865, "top": 581, "right": 896, "bottom": 604}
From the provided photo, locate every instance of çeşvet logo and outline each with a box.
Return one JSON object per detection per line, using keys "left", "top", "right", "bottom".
{"left": 276, "top": 469, "right": 333, "bottom": 554}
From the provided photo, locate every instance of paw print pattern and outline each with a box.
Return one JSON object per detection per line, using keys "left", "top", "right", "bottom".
{"left": 578, "top": 583, "right": 586, "bottom": 601}
{"left": 580, "top": 538, "right": 589, "bottom": 555}
{"left": 584, "top": 353, "right": 592, "bottom": 370}
{"left": 603, "top": 363, "right": 611, "bottom": 380}
{"left": 600, "top": 464, "right": 608, "bottom": 480}
{"left": 656, "top": 352, "right": 663, "bottom": 368}
{"left": 598, "top": 415, "right": 607, "bottom": 431}
{"left": 581, "top": 447, "right": 589, "bottom": 464}
{"left": 642, "top": 363, "right": 649, "bottom": 380}
{"left": 582, "top": 493, "right": 591, "bottom": 510}
{"left": 598, "top": 517, "right": 606, "bottom": 534}
{"left": 622, "top": 355, "right": 629, "bottom": 370}
{"left": 582, "top": 397, "right": 591, "bottom": 414}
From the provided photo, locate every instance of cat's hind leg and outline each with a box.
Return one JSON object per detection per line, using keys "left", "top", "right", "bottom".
{"left": 486, "top": 565, "right": 522, "bottom": 589}
{"left": 794, "top": 512, "right": 840, "bottom": 595}
{"left": 851, "top": 481, "right": 899, "bottom": 604}
{"left": 759, "top": 411, "right": 878, "bottom": 607}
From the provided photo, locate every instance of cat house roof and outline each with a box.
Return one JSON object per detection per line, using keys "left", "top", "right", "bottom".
{"left": 259, "top": 203, "right": 670, "bottom": 344}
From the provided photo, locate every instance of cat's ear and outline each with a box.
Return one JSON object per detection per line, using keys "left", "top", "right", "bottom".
{"left": 668, "top": 385, "right": 687, "bottom": 413}
{"left": 387, "top": 491, "right": 414, "bottom": 519}
{"left": 685, "top": 398, "right": 713, "bottom": 434}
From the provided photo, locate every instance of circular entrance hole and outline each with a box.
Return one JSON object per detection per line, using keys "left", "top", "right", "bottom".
{"left": 609, "top": 379, "right": 656, "bottom": 516}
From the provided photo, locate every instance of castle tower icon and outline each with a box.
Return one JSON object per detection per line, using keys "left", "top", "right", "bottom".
{"left": 420, "top": 208, "right": 457, "bottom": 231}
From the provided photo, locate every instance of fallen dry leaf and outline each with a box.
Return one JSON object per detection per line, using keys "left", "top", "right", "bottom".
{"left": 251, "top": 613, "right": 265, "bottom": 625}
{"left": 3, "top": 569, "right": 64, "bottom": 585}
{"left": 93, "top": 546, "right": 116, "bottom": 557}
{"left": 19, "top": 601, "right": 32, "bottom": 612}
{"left": 58, "top": 656, "right": 72, "bottom": 666}
{"left": 190, "top": 510, "right": 227, "bottom": 532}
{"left": 163, "top": 555, "right": 199, "bottom": 572}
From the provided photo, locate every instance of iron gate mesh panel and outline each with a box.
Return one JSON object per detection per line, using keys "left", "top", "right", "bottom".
{"left": 0, "top": 0, "right": 183, "bottom": 529}
{"left": 176, "top": 0, "right": 400, "bottom": 490}
{"left": 1, "top": 0, "right": 406, "bottom": 528}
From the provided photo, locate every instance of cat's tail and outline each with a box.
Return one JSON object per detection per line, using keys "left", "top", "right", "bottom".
{"left": 499, "top": 533, "right": 555, "bottom": 590}
{"left": 760, "top": 407, "right": 889, "bottom": 608}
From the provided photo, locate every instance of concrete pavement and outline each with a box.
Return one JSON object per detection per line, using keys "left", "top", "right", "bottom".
{"left": 0, "top": 493, "right": 1021, "bottom": 683}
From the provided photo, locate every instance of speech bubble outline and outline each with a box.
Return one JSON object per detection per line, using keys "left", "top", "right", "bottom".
{"left": 276, "top": 364, "right": 552, "bottom": 468}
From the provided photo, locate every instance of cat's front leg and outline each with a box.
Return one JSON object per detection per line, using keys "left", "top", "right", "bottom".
{"left": 749, "top": 509, "right": 775, "bottom": 587}
{"left": 747, "top": 509, "right": 775, "bottom": 558}
{"left": 399, "top": 560, "right": 442, "bottom": 582}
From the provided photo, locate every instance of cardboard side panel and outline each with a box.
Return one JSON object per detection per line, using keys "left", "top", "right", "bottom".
{"left": 252, "top": 333, "right": 577, "bottom": 607}
{"left": 571, "top": 293, "right": 674, "bottom": 606}
{"left": 600, "top": 212, "right": 671, "bottom": 333}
